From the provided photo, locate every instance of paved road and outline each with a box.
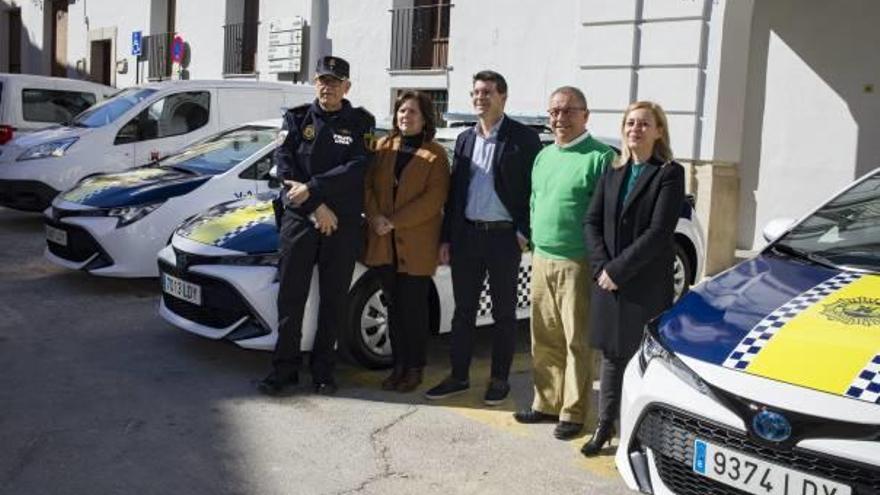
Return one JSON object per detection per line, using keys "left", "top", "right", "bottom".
{"left": 0, "top": 207, "right": 632, "bottom": 495}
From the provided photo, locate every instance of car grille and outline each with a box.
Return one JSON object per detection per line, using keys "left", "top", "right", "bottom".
{"left": 45, "top": 219, "right": 106, "bottom": 263}
{"left": 635, "top": 406, "right": 880, "bottom": 495}
{"left": 159, "top": 259, "right": 253, "bottom": 330}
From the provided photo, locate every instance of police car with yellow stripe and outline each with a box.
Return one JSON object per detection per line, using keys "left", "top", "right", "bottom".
{"left": 44, "top": 120, "right": 281, "bottom": 277}
{"left": 617, "top": 168, "right": 880, "bottom": 495}
{"left": 156, "top": 169, "right": 704, "bottom": 369}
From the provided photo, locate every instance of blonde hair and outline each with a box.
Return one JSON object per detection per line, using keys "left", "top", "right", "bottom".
{"left": 615, "top": 101, "right": 673, "bottom": 168}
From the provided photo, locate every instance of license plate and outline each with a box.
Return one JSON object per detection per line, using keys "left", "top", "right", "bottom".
{"left": 46, "top": 225, "right": 68, "bottom": 246}
{"left": 693, "top": 439, "right": 850, "bottom": 495}
{"left": 162, "top": 273, "right": 202, "bottom": 306}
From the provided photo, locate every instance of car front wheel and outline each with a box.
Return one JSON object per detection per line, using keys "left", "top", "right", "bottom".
{"left": 344, "top": 272, "right": 394, "bottom": 369}
{"left": 673, "top": 242, "right": 694, "bottom": 302}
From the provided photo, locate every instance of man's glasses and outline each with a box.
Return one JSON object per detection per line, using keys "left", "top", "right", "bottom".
{"left": 547, "top": 107, "right": 586, "bottom": 118}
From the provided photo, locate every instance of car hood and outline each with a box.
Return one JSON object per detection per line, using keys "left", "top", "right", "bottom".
{"left": 658, "top": 252, "right": 880, "bottom": 406}
{"left": 176, "top": 199, "right": 278, "bottom": 253}
{"left": 60, "top": 166, "right": 210, "bottom": 208}
{"left": 12, "top": 125, "right": 88, "bottom": 147}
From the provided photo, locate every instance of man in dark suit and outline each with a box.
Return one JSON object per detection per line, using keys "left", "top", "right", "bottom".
{"left": 425, "top": 70, "right": 542, "bottom": 405}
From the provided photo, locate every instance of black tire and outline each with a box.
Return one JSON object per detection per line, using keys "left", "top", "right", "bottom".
{"left": 673, "top": 241, "right": 695, "bottom": 302}
{"left": 344, "top": 272, "right": 393, "bottom": 369}
{"left": 344, "top": 270, "right": 441, "bottom": 369}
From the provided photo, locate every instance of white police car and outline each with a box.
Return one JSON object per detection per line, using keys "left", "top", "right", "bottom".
{"left": 44, "top": 120, "right": 281, "bottom": 277}
{"left": 616, "top": 168, "right": 880, "bottom": 495}
{"left": 156, "top": 191, "right": 704, "bottom": 368}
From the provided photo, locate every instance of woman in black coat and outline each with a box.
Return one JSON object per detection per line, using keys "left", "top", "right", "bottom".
{"left": 581, "top": 101, "right": 685, "bottom": 456}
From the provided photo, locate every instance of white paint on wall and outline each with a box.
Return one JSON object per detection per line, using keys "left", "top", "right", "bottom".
{"left": 752, "top": 32, "right": 857, "bottom": 246}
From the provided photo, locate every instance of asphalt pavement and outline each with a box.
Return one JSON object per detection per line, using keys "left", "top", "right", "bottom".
{"left": 0, "top": 207, "right": 632, "bottom": 495}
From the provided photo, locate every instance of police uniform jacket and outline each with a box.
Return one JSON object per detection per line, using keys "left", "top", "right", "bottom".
{"left": 585, "top": 158, "right": 685, "bottom": 358}
{"left": 275, "top": 99, "right": 375, "bottom": 220}
{"left": 362, "top": 135, "right": 450, "bottom": 277}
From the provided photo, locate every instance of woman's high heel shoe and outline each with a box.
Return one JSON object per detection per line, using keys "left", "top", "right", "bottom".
{"left": 580, "top": 421, "right": 615, "bottom": 457}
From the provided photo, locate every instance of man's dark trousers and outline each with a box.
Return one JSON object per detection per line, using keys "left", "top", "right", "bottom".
{"left": 273, "top": 212, "right": 361, "bottom": 383}
{"left": 449, "top": 222, "right": 521, "bottom": 382}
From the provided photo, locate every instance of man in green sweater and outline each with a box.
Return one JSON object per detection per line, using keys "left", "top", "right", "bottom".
{"left": 513, "top": 86, "right": 615, "bottom": 440}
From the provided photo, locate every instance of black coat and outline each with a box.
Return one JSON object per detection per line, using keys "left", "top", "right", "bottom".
{"left": 585, "top": 158, "right": 685, "bottom": 358}
{"left": 441, "top": 115, "right": 542, "bottom": 244}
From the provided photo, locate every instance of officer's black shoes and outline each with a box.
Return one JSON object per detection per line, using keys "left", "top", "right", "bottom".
{"left": 483, "top": 378, "right": 510, "bottom": 406}
{"left": 257, "top": 370, "right": 299, "bottom": 396}
{"left": 424, "top": 376, "right": 470, "bottom": 400}
{"left": 513, "top": 409, "right": 559, "bottom": 424}
{"left": 312, "top": 381, "right": 338, "bottom": 396}
{"left": 553, "top": 421, "right": 584, "bottom": 440}
{"left": 580, "top": 421, "right": 616, "bottom": 457}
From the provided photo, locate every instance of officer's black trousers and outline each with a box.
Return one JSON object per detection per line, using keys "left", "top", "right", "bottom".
{"left": 273, "top": 211, "right": 361, "bottom": 383}
{"left": 449, "top": 223, "right": 522, "bottom": 383}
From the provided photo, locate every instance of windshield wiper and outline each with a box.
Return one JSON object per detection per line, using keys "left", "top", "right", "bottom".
{"left": 770, "top": 243, "right": 839, "bottom": 270}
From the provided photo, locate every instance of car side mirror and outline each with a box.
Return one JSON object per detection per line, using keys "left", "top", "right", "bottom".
{"left": 267, "top": 164, "right": 281, "bottom": 188}
{"left": 762, "top": 217, "right": 797, "bottom": 243}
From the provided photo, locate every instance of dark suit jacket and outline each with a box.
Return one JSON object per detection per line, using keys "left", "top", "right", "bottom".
{"left": 441, "top": 115, "right": 542, "bottom": 245}
{"left": 585, "top": 157, "right": 685, "bottom": 357}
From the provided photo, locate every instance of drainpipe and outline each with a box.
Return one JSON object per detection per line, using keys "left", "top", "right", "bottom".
{"left": 308, "top": 0, "right": 328, "bottom": 80}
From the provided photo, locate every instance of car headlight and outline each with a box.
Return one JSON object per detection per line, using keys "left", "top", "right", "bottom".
{"left": 639, "top": 323, "right": 713, "bottom": 396}
{"left": 17, "top": 137, "right": 79, "bottom": 161}
{"left": 108, "top": 202, "right": 162, "bottom": 227}
{"left": 219, "top": 252, "right": 280, "bottom": 267}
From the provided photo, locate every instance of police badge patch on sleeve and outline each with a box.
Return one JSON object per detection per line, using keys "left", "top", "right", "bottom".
{"left": 364, "top": 131, "right": 377, "bottom": 151}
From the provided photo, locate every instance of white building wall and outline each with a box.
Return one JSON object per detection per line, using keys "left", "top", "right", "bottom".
{"left": 739, "top": 0, "right": 880, "bottom": 248}
{"left": 65, "top": 0, "right": 150, "bottom": 87}
{"left": 6, "top": 0, "right": 49, "bottom": 75}
{"left": 175, "top": 1, "right": 225, "bottom": 80}
{"left": 447, "top": 0, "right": 581, "bottom": 119}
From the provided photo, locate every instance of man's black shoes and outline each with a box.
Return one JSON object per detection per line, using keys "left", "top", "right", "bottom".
{"left": 553, "top": 421, "right": 583, "bottom": 440}
{"left": 424, "top": 376, "right": 470, "bottom": 400}
{"left": 257, "top": 371, "right": 299, "bottom": 396}
{"left": 513, "top": 409, "right": 559, "bottom": 424}
{"left": 483, "top": 378, "right": 510, "bottom": 406}
{"left": 313, "top": 381, "right": 339, "bottom": 396}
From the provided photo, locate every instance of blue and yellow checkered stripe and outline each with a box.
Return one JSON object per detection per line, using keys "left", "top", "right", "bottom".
{"left": 722, "top": 272, "right": 862, "bottom": 370}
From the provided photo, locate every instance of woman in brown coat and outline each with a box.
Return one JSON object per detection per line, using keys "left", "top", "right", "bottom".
{"left": 363, "top": 91, "right": 450, "bottom": 392}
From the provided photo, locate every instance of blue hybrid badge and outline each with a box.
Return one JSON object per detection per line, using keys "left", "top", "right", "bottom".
{"left": 752, "top": 410, "right": 792, "bottom": 442}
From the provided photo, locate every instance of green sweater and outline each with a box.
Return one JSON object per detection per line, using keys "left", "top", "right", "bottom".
{"left": 530, "top": 134, "right": 615, "bottom": 259}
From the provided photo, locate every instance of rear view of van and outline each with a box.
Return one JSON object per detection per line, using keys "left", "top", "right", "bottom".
{"left": 0, "top": 74, "right": 114, "bottom": 145}
{"left": 0, "top": 80, "right": 313, "bottom": 212}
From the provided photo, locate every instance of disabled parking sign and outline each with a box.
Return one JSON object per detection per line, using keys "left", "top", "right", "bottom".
{"left": 131, "top": 31, "right": 142, "bottom": 57}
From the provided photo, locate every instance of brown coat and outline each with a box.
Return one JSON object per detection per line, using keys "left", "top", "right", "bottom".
{"left": 362, "top": 135, "right": 450, "bottom": 276}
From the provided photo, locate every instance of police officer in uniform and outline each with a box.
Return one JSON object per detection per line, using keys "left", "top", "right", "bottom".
{"left": 258, "top": 56, "right": 375, "bottom": 396}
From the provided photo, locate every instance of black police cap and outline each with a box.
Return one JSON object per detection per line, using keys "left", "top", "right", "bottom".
{"left": 315, "top": 56, "right": 350, "bottom": 80}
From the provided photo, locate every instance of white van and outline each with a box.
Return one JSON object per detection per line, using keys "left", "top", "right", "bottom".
{"left": 0, "top": 80, "right": 313, "bottom": 211}
{"left": 0, "top": 74, "right": 114, "bottom": 142}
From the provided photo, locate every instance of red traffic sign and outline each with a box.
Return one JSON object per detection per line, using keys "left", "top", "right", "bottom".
{"left": 171, "top": 35, "right": 185, "bottom": 63}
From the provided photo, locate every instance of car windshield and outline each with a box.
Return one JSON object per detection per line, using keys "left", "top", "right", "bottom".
{"left": 776, "top": 170, "right": 880, "bottom": 273}
{"left": 71, "top": 88, "right": 157, "bottom": 128}
{"left": 160, "top": 126, "right": 277, "bottom": 175}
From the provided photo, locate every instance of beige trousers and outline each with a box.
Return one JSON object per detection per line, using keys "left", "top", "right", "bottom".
{"left": 529, "top": 253, "right": 593, "bottom": 423}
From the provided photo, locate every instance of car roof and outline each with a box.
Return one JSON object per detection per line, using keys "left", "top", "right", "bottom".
{"left": 136, "top": 80, "right": 309, "bottom": 92}
{"left": 0, "top": 73, "right": 114, "bottom": 91}
{"left": 239, "top": 118, "right": 283, "bottom": 128}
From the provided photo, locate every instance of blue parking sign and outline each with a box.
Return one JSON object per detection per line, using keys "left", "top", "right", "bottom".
{"left": 132, "top": 31, "right": 142, "bottom": 57}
